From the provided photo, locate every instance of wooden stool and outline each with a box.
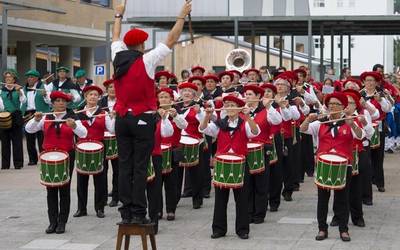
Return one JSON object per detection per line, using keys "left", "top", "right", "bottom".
{"left": 116, "top": 223, "right": 157, "bottom": 250}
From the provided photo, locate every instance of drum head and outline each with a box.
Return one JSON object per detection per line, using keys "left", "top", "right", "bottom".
{"left": 180, "top": 136, "right": 199, "bottom": 145}
{"left": 319, "top": 154, "right": 346, "bottom": 162}
{"left": 0, "top": 112, "right": 10, "bottom": 118}
{"left": 247, "top": 142, "right": 262, "bottom": 149}
{"left": 104, "top": 131, "right": 115, "bottom": 137}
{"left": 78, "top": 142, "right": 103, "bottom": 151}
{"left": 41, "top": 151, "right": 68, "bottom": 161}
{"left": 217, "top": 154, "right": 244, "bottom": 161}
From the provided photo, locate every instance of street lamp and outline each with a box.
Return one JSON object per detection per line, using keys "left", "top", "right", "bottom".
{"left": 0, "top": 0, "right": 66, "bottom": 72}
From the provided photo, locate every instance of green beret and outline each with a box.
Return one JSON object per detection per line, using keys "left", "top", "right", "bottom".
{"left": 56, "top": 66, "right": 70, "bottom": 73}
{"left": 74, "top": 69, "right": 86, "bottom": 78}
{"left": 24, "top": 69, "right": 40, "bottom": 78}
{"left": 3, "top": 68, "right": 18, "bottom": 79}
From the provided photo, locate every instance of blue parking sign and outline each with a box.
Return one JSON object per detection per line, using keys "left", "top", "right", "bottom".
{"left": 95, "top": 65, "right": 105, "bottom": 76}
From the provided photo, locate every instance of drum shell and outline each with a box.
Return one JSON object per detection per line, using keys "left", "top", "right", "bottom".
{"left": 75, "top": 140, "right": 104, "bottom": 175}
{"left": 104, "top": 132, "right": 118, "bottom": 160}
{"left": 314, "top": 152, "right": 348, "bottom": 190}
{"left": 39, "top": 150, "right": 70, "bottom": 187}
{"left": 246, "top": 142, "right": 265, "bottom": 175}
{"left": 213, "top": 153, "right": 245, "bottom": 189}
{"left": 0, "top": 112, "right": 12, "bottom": 129}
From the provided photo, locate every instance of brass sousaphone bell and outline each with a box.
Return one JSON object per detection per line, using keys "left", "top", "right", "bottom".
{"left": 225, "top": 49, "right": 251, "bottom": 72}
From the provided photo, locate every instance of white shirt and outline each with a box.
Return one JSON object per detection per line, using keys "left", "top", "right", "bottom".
{"left": 47, "top": 80, "right": 81, "bottom": 104}
{"left": 111, "top": 41, "right": 172, "bottom": 80}
{"left": 280, "top": 105, "right": 300, "bottom": 121}
{"left": 84, "top": 106, "right": 115, "bottom": 134}
{"left": 199, "top": 118, "right": 261, "bottom": 140}
{"left": 26, "top": 82, "right": 51, "bottom": 110}
{"left": 160, "top": 117, "right": 174, "bottom": 138}
{"left": 168, "top": 113, "right": 188, "bottom": 130}
{"left": 250, "top": 106, "right": 282, "bottom": 125}
{"left": 25, "top": 112, "right": 87, "bottom": 139}
{"left": 107, "top": 97, "right": 116, "bottom": 112}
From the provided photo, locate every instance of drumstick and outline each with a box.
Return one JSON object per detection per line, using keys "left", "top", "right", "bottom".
{"left": 43, "top": 114, "right": 107, "bottom": 123}
{"left": 41, "top": 73, "right": 54, "bottom": 82}
{"left": 213, "top": 107, "right": 244, "bottom": 112}
{"left": 318, "top": 115, "right": 364, "bottom": 124}
{"left": 317, "top": 110, "right": 344, "bottom": 119}
{"left": 186, "top": 0, "right": 194, "bottom": 44}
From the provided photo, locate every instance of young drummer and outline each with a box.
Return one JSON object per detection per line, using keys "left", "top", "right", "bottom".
{"left": 157, "top": 88, "right": 188, "bottom": 220}
{"left": 243, "top": 85, "right": 282, "bottom": 224}
{"left": 300, "top": 92, "right": 365, "bottom": 242}
{"left": 199, "top": 95, "right": 259, "bottom": 239}
{"left": 73, "top": 85, "right": 115, "bottom": 219}
{"left": 25, "top": 91, "right": 87, "bottom": 234}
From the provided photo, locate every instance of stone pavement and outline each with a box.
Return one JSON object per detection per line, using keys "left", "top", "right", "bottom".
{"left": 0, "top": 152, "right": 400, "bottom": 250}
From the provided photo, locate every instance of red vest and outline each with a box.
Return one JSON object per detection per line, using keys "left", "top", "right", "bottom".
{"left": 317, "top": 123, "right": 353, "bottom": 163}
{"left": 43, "top": 118, "right": 75, "bottom": 152}
{"left": 162, "top": 117, "right": 182, "bottom": 148}
{"left": 152, "top": 120, "right": 161, "bottom": 156}
{"left": 79, "top": 112, "right": 106, "bottom": 142}
{"left": 216, "top": 120, "right": 248, "bottom": 156}
{"left": 353, "top": 117, "right": 364, "bottom": 152}
{"left": 251, "top": 109, "right": 272, "bottom": 144}
{"left": 183, "top": 108, "right": 202, "bottom": 139}
{"left": 369, "top": 98, "right": 386, "bottom": 121}
{"left": 114, "top": 57, "right": 157, "bottom": 116}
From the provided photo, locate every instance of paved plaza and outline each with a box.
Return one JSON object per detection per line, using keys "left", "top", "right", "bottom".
{"left": 0, "top": 152, "right": 399, "bottom": 250}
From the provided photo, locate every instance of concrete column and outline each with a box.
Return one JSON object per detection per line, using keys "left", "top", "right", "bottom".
{"left": 16, "top": 41, "right": 36, "bottom": 83}
{"left": 59, "top": 46, "right": 73, "bottom": 75}
{"left": 80, "top": 47, "right": 94, "bottom": 79}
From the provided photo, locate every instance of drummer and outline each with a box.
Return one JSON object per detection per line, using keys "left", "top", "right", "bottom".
{"left": 73, "top": 85, "right": 115, "bottom": 219}
{"left": 243, "top": 85, "right": 282, "bottom": 224}
{"left": 99, "top": 79, "right": 119, "bottom": 207}
{"left": 25, "top": 91, "right": 87, "bottom": 234}
{"left": 199, "top": 94, "right": 260, "bottom": 239}
{"left": 0, "top": 69, "right": 26, "bottom": 169}
{"left": 158, "top": 88, "right": 188, "bottom": 221}
{"left": 300, "top": 92, "right": 365, "bottom": 242}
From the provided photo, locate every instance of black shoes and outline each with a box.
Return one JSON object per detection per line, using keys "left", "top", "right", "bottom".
{"left": 203, "top": 193, "right": 211, "bottom": 199}
{"left": 253, "top": 218, "right": 264, "bottom": 224}
{"left": 108, "top": 192, "right": 113, "bottom": 197}
{"left": 28, "top": 162, "right": 37, "bottom": 166}
{"left": 282, "top": 193, "right": 293, "bottom": 202}
{"left": 109, "top": 200, "right": 118, "bottom": 207}
{"left": 73, "top": 210, "right": 87, "bottom": 217}
{"left": 269, "top": 206, "right": 278, "bottom": 212}
{"left": 238, "top": 233, "right": 249, "bottom": 239}
{"left": 117, "top": 218, "right": 131, "bottom": 225}
{"left": 181, "top": 192, "right": 192, "bottom": 198}
{"left": 131, "top": 216, "right": 151, "bottom": 225}
{"left": 363, "top": 200, "right": 373, "bottom": 206}
{"left": 55, "top": 223, "right": 65, "bottom": 234}
{"left": 45, "top": 223, "right": 57, "bottom": 234}
{"left": 340, "top": 232, "right": 351, "bottom": 242}
{"left": 378, "top": 187, "right": 385, "bottom": 192}
{"left": 96, "top": 210, "right": 105, "bottom": 218}
{"left": 166, "top": 213, "right": 175, "bottom": 221}
{"left": 315, "top": 231, "right": 328, "bottom": 241}
{"left": 353, "top": 218, "right": 365, "bottom": 227}
{"left": 193, "top": 200, "right": 202, "bottom": 209}
{"left": 211, "top": 232, "right": 225, "bottom": 239}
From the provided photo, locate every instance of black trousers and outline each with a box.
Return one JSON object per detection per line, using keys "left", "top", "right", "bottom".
{"left": 104, "top": 158, "right": 119, "bottom": 202}
{"left": 116, "top": 112, "right": 156, "bottom": 219}
{"left": 160, "top": 151, "right": 178, "bottom": 214}
{"left": 248, "top": 147, "right": 269, "bottom": 221}
{"left": 1, "top": 112, "right": 24, "bottom": 169}
{"left": 202, "top": 135, "right": 213, "bottom": 196}
{"left": 362, "top": 146, "right": 373, "bottom": 203}
{"left": 76, "top": 160, "right": 107, "bottom": 212}
{"left": 317, "top": 167, "right": 351, "bottom": 233}
{"left": 371, "top": 131, "right": 385, "bottom": 188}
{"left": 147, "top": 155, "right": 162, "bottom": 224}
{"left": 212, "top": 165, "right": 250, "bottom": 236}
{"left": 177, "top": 143, "right": 204, "bottom": 206}
{"left": 47, "top": 150, "right": 75, "bottom": 224}
{"left": 25, "top": 130, "right": 43, "bottom": 164}
{"left": 292, "top": 129, "right": 302, "bottom": 188}
{"left": 301, "top": 133, "right": 315, "bottom": 177}
{"left": 282, "top": 137, "right": 296, "bottom": 197}
{"left": 267, "top": 134, "right": 283, "bottom": 209}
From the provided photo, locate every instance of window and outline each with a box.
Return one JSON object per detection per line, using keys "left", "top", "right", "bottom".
{"left": 314, "top": 38, "right": 320, "bottom": 49}
{"left": 81, "top": 0, "right": 111, "bottom": 8}
{"left": 337, "top": 0, "right": 343, "bottom": 7}
{"left": 296, "top": 43, "right": 305, "bottom": 53}
{"left": 343, "top": 59, "right": 349, "bottom": 68}
{"left": 313, "top": 0, "right": 325, "bottom": 7}
{"left": 349, "top": 0, "right": 355, "bottom": 7}
{"left": 212, "top": 66, "right": 226, "bottom": 74}
{"left": 273, "top": 37, "right": 284, "bottom": 49}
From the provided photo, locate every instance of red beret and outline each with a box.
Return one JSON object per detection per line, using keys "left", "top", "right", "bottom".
{"left": 123, "top": 28, "right": 149, "bottom": 46}
{"left": 274, "top": 71, "right": 296, "bottom": 84}
{"left": 204, "top": 74, "right": 219, "bottom": 82}
{"left": 103, "top": 79, "right": 114, "bottom": 88}
{"left": 223, "top": 95, "right": 245, "bottom": 107}
{"left": 294, "top": 68, "right": 307, "bottom": 77}
{"left": 178, "top": 82, "right": 198, "bottom": 92}
{"left": 188, "top": 76, "right": 206, "bottom": 85}
{"left": 191, "top": 66, "right": 205, "bottom": 73}
{"left": 169, "top": 73, "right": 177, "bottom": 79}
{"left": 229, "top": 70, "right": 242, "bottom": 77}
{"left": 214, "top": 99, "right": 223, "bottom": 109}
{"left": 312, "top": 82, "right": 323, "bottom": 92}
{"left": 50, "top": 91, "right": 72, "bottom": 102}
{"left": 260, "top": 83, "right": 277, "bottom": 94}
{"left": 83, "top": 85, "right": 103, "bottom": 96}
{"left": 157, "top": 88, "right": 174, "bottom": 98}
{"left": 324, "top": 92, "right": 348, "bottom": 107}
{"left": 343, "top": 78, "right": 362, "bottom": 90}
{"left": 360, "top": 71, "right": 382, "bottom": 83}
{"left": 155, "top": 71, "right": 171, "bottom": 80}
{"left": 244, "top": 68, "right": 260, "bottom": 76}
{"left": 244, "top": 85, "right": 264, "bottom": 97}
{"left": 218, "top": 71, "right": 234, "bottom": 81}
{"left": 343, "top": 89, "right": 361, "bottom": 110}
